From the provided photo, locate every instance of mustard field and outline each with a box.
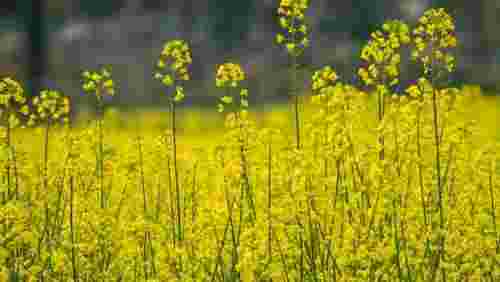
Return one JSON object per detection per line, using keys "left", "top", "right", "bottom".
{"left": 1, "top": 3, "right": 500, "bottom": 282}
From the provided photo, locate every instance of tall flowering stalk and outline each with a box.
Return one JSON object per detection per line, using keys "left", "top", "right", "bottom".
{"left": 215, "top": 62, "right": 257, "bottom": 279}
{"left": 276, "top": 0, "right": 310, "bottom": 149}
{"left": 411, "top": 8, "right": 458, "bottom": 281}
{"left": 311, "top": 65, "right": 339, "bottom": 134}
{"left": 358, "top": 20, "right": 410, "bottom": 162}
{"left": 82, "top": 67, "right": 115, "bottom": 209}
{"left": 215, "top": 62, "right": 255, "bottom": 221}
{"left": 30, "top": 89, "right": 70, "bottom": 279}
{"left": 311, "top": 65, "right": 339, "bottom": 202}
{"left": 405, "top": 77, "right": 433, "bottom": 253}
{"left": 357, "top": 21, "right": 411, "bottom": 281}
{"left": 308, "top": 66, "right": 342, "bottom": 279}
{"left": 31, "top": 90, "right": 70, "bottom": 190}
{"left": 0, "top": 77, "right": 29, "bottom": 203}
{"left": 154, "top": 39, "right": 192, "bottom": 245}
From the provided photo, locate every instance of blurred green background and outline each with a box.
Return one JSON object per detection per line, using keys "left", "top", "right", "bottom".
{"left": 0, "top": 0, "right": 499, "bottom": 112}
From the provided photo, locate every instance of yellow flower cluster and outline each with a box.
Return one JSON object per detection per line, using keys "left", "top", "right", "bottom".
{"left": 358, "top": 20, "right": 410, "bottom": 87}
{"left": 154, "top": 39, "right": 192, "bottom": 89}
{"left": 405, "top": 77, "right": 433, "bottom": 98}
{"left": 412, "top": 8, "right": 457, "bottom": 74}
{"left": 311, "top": 66, "right": 338, "bottom": 93}
{"left": 0, "top": 78, "right": 25, "bottom": 106}
{"left": 82, "top": 67, "right": 115, "bottom": 100}
{"left": 0, "top": 77, "right": 29, "bottom": 128}
{"left": 30, "top": 90, "right": 70, "bottom": 126}
{"left": 215, "top": 63, "right": 249, "bottom": 113}
{"left": 276, "top": 0, "right": 310, "bottom": 57}
{"left": 215, "top": 62, "right": 245, "bottom": 88}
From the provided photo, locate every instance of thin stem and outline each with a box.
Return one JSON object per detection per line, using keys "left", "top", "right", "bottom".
{"left": 377, "top": 86, "right": 385, "bottom": 161}
{"left": 5, "top": 121, "right": 11, "bottom": 203}
{"left": 11, "top": 144, "right": 18, "bottom": 201}
{"left": 428, "top": 61, "right": 446, "bottom": 282}
{"left": 416, "top": 100, "right": 428, "bottom": 226}
{"left": 292, "top": 56, "right": 300, "bottom": 150}
{"left": 70, "top": 174, "right": 79, "bottom": 282}
{"left": 97, "top": 97, "right": 105, "bottom": 209}
{"left": 488, "top": 155, "right": 500, "bottom": 254}
{"left": 43, "top": 119, "right": 50, "bottom": 190}
{"left": 170, "top": 99, "right": 183, "bottom": 274}
{"left": 136, "top": 123, "right": 148, "bottom": 279}
{"left": 267, "top": 140, "right": 272, "bottom": 260}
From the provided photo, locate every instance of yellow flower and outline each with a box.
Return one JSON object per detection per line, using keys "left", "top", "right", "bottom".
{"left": 20, "top": 105, "right": 29, "bottom": 115}
{"left": 413, "top": 8, "right": 457, "bottom": 73}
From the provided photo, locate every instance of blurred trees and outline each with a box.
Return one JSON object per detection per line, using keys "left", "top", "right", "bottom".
{"left": 0, "top": 0, "right": 498, "bottom": 100}
{"left": 208, "top": 0, "right": 254, "bottom": 55}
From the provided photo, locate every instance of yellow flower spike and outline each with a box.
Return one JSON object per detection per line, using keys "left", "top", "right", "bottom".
{"left": 413, "top": 8, "right": 457, "bottom": 74}
{"left": 156, "top": 39, "right": 192, "bottom": 103}
{"left": 31, "top": 89, "right": 70, "bottom": 125}
{"left": 215, "top": 62, "right": 248, "bottom": 114}
{"left": 312, "top": 66, "right": 339, "bottom": 96}
{"left": 277, "top": 0, "right": 309, "bottom": 58}
{"left": 358, "top": 20, "right": 409, "bottom": 92}
{"left": 0, "top": 77, "right": 28, "bottom": 128}
{"left": 82, "top": 66, "right": 115, "bottom": 103}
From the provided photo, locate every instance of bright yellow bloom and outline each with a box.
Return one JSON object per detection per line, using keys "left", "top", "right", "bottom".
{"left": 412, "top": 8, "right": 457, "bottom": 74}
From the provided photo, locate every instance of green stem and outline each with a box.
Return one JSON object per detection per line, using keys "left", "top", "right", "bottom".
{"left": 97, "top": 97, "right": 105, "bottom": 209}
{"left": 4, "top": 121, "right": 11, "bottom": 203}
{"left": 70, "top": 174, "right": 79, "bottom": 282}
{"left": 488, "top": 155, "right": 500, "bottom": 254}
{"left": 43, "top": 119, "right": 50, "bottom": 189}
{"left": 393, "top": 197, "right": 403, "bottom": 282}
{"left": 170, "top": 98, "right": 183, "bottom": 277}
{"left": 416, "top": 101, "right": 428, "bottom": 226}
{"left": 171, "top": 100, "right": 182, "bottom": 242}
{"left": 429, "top": 64, "right": 446, "bottom": 282}
{"left": 136, "top": 124, "right": 148, "bottom": 279}
{"left": 292, "top": 56, "right": 300, "bottom": 150}
{"left": 267, "top": 140, "right": 272, "bottom": 259}
{"left": 377, "top": 85, "right": 385, "bottom": 162}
